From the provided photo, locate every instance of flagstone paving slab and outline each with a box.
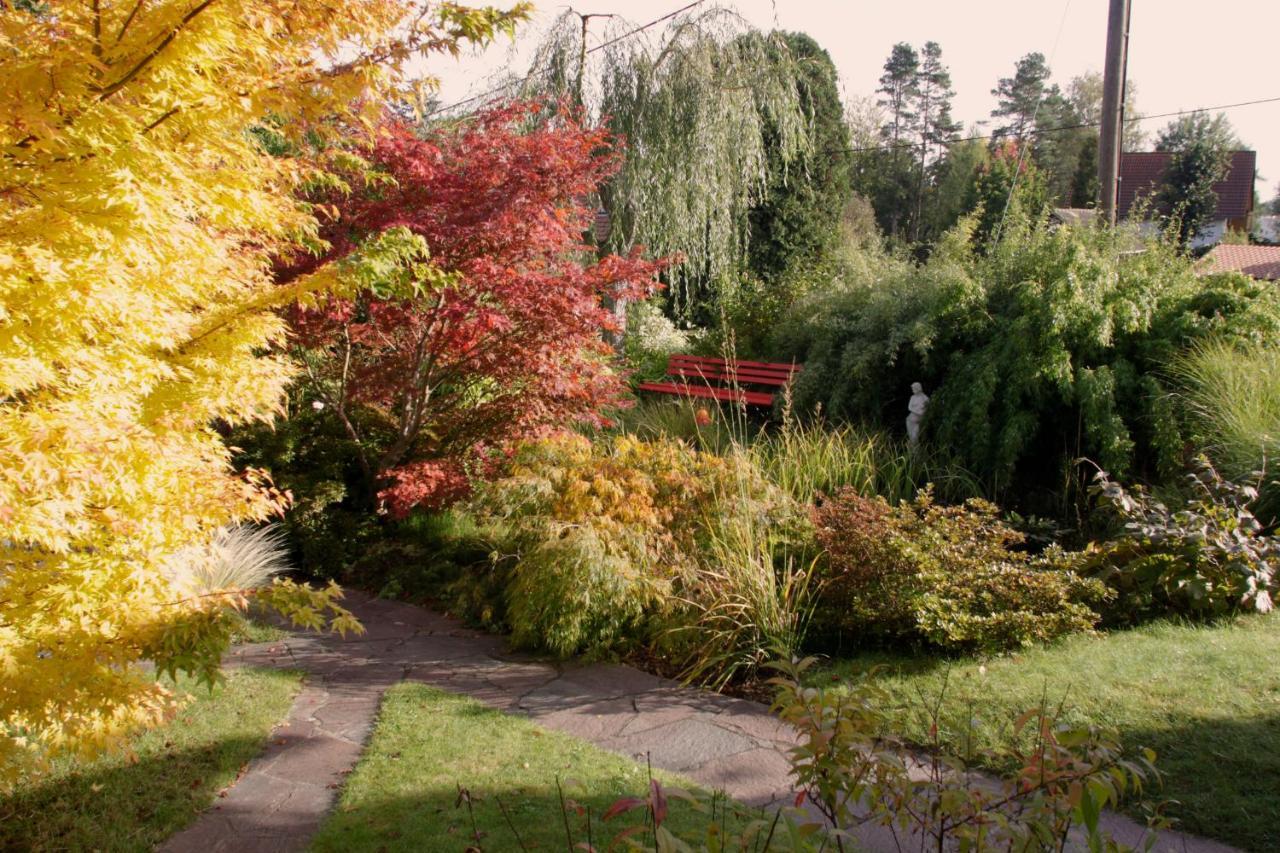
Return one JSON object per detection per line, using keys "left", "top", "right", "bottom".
{"left": 167, "top": 590, "right": 1239, "bottom": 853}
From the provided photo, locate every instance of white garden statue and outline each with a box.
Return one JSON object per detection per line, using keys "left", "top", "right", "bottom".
{"left": 906, "top": 382, "right": 929, "bottom": 445}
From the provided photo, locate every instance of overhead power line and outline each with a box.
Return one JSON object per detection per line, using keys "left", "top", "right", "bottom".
{"left": 826, "top": 95, "right": 1280, "bottom": 158}
{"left": 424, "top": 0, "right": 708, "bottom": 118}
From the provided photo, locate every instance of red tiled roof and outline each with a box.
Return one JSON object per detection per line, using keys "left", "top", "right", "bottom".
{"left": 1198, "top": 244, "right": 1280, "bottom": 280}
{"left": 1116, "top": 150, "right": 1256, "bottom": 221}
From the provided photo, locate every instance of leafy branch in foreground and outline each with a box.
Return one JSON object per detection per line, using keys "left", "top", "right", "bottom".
{"left": 769, "top": 656, "right": 1166, "bottom": 852}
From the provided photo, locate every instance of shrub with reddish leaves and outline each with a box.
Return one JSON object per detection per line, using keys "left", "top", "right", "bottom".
{"left": 811, "top": 488, "right": 1107, "bottom": 652}
{"left": 277, "top": 104, "right": 665, "bottom": 514}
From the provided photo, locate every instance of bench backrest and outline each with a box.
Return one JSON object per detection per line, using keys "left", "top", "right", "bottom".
{"left": 666, "top": 354, "right": 801, "bottom": 388}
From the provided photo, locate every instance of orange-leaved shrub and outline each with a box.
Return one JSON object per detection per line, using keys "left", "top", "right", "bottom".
{"left": 811, "top": 488, "right": 1107, "bottom": 652}
{"left": 465, "top": 434, "right": 807, "bottom": 668}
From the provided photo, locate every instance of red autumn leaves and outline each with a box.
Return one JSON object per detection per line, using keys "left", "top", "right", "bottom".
{"left": 278, "top": 103, "right": 665, "bottom": 514}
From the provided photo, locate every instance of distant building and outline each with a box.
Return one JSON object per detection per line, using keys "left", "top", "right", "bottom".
{"left": 1116, "top": 150, "right": 1256, "bottom": 249}
{"left": 1255, "top": 214, "right": 1280, "bottom": 244}
{"left": 1198, "top": 244, "right": 1280, "bottom": 281}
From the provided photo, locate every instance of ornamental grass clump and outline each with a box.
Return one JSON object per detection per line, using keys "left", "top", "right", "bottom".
{"left": 164, "top": 525, "right": 293, "bottom": 598}
{"left": 1169, "top": 340, "right": 1280, "bottom": 521}
{"left": 811, "top": 488, "right": 1107, "bottom": 653}
{"left": 746, "top": 418, "right": 980, "bottom": 505}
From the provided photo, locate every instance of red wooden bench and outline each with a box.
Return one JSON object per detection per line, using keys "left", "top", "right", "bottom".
{"left": 636, "top": 354, "right": 802, "bottom": 407}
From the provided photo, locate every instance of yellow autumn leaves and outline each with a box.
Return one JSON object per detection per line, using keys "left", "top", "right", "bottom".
{"left": 0, "top": 0, "right": 526, "bottom": 783}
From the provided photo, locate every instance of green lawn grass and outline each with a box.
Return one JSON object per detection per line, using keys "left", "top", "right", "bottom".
{"left": 312, "top": 684, "right": 756, "bottom": 852}
{"left": 816, "top": 613, "right": 1280, "bottom": 851}
{"left": 0, "top": 667, "right": 302, "bottom": 852}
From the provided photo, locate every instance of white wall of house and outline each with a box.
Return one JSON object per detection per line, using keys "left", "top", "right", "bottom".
{"left": 1191, "top": 220, "right": 1227, "bottom": 250}
{"left": 1255, "top": 215, "right": 1280, "bottom": 243}
{"left": 1129, "top": 218, "right": 1231, "bottom": 248}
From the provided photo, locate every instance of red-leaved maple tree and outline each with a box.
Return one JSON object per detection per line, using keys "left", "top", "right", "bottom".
{"left": 277, "top": 103, "right": 664, "bottom": 515}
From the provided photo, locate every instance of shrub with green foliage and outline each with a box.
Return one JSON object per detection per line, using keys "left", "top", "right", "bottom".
{"left": 776, "top": 214, "right": 1280, "bottom": 508}
{"left": 230, "top": 401, "right": 382, "bottom": 580}
{"left": 811, "top": 487, "right": 1107, "bottom": 652}
{"left": 1083, "top": 458, "right": 1277, "bottom": 619}
{"left": 466, "top": 434, "right": 807, "bottom": 668}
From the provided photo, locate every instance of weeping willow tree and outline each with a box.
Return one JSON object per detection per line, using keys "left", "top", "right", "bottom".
{"left": 524, "top": 8, "right": 816, "bottom": 317}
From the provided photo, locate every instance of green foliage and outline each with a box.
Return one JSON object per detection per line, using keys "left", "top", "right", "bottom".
{"left": 963, "top": 140, "right": 1050, "bottom": 248}
{"left": 777, "top": 217, "right": 1280, "bottom": 508}
{"left": 925, "top": 138, "right": 989, "bottom": 239}
{"left": 664, "top": 497, "right": 819, "bottom": 690}
{"left": 746, "top": 32, "right": 853, "bottom": 284}
{"left": 811, "top": 488, "right": 1106, "bottom": 653}
{"left": 230, "top": 400, "right": 384, "bottom": 579}
{"left": 990, "top": 52, "right": 1052, "bottom": 140}
{"left": 466, "top": 434, "right": 807, "bottom": 673}
{"left": 608, "top": 397, "right": 739, "bottom": 453}
{"left": 745, "top": 418, "right": 979, "bottom": 505}
{"left": 1083, "top": 459, "right": 1277, "bottom": 619}
{"left": 865, "top": 41, "right": 961, "bottom": 243}
{"left": 1156, "top": 112, "right": 1239, "bottom": 246}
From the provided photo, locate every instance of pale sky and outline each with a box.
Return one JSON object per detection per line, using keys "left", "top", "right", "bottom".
{"left": 425, "top": 0, "right": 1280, "bottom": 204}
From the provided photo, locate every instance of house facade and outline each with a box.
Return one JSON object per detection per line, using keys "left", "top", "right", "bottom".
{"left": 1116, "top": 150, "right": 1256, "bottom": 249}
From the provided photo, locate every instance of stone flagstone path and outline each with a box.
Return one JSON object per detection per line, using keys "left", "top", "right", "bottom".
{"left": 161, "top": 591, "right": 1239, "bottom": 853}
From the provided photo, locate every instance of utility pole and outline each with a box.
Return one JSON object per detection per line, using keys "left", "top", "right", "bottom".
{"left": 1098, "top": 0, "right": 1131, "bottom": 225}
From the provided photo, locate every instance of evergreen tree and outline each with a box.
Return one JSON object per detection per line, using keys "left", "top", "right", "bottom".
{"left": 911, "top": 41, "right": 961, "bottom": 240}
{"left": 928, "top": 138, "right": 990, "bottom": 237}
{"left": 747, "top": 32, "right": 854, "bottom": 282}
{"left": 991, "top": 52, "right": 1052, "bottom": 140}
{"left": 878, "top": 42, "right": 920, "bottom": 147}
{"left": 1032, "top": 87, "right": 1092, "bottom": 206}
{"left": 875, "top": 43, "right": 920, "bottom": 238}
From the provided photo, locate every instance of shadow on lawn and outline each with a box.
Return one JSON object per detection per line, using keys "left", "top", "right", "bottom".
{"left": 1123, "top": 712, "right": 1280, "bottom": 852}
{"left": 0, "top": 735, "right": 270, "bottom": 853}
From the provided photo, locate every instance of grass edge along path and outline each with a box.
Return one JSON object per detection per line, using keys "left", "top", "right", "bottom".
{"left": 311, "top": 683, "right": 760, "bottom": 852}
{"left": 817, "top": 613, "right": 1280, "bottom": 852}
{"left": 0, "top": 667, "right": 303, "bottom": 852}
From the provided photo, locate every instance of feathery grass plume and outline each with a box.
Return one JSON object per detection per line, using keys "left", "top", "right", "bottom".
{"left": 1170, "top": 340, "right": 1280, "bottom": 480}
{"left": 166, "top": 526, "right": 292, "bottom": 598}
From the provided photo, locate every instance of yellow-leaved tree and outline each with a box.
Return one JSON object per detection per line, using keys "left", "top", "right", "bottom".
{"left": 0, "top": 0, "right": 526, "bottom": 783}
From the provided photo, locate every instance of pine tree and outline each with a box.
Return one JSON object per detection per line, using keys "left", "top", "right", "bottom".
{"left": 991, "top": 52, "right": 1052, "bottom": 140}
{"left": 910, "top": 41, "right": 961, "bottom": 240}
{"left": 875, "top": 43, "right": 920, "bottom": 238}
